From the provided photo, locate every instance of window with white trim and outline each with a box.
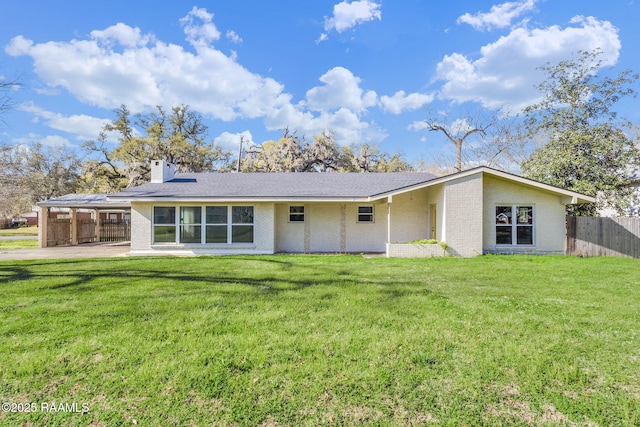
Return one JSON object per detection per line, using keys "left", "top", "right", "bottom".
{"left": 231, "top": 206, "right": 254, "bottom": 243}
{"left": 496, "top": 205, "right": 533, "bottom": 245}
{"left": 206, "top": 206, "right": 228, "bottom": 243}
{"left": 289, "top": 206, "right": 305, "bottom": 222}
{"left": 180, "top": 206, "right": 202, "bottom": 243}
{"left": 153, "top": 207, "right": 176, "bottom": 243}
{"left": 358, "top": 206, "right": 374, "bottom": 223}
{"left": 153, "top": 205, "right": 254, "bottom": 244}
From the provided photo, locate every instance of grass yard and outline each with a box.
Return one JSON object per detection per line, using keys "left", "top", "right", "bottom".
{"left": 0, "top": 255, "right": 638, "bottom": 426}
{"left": 0, "top": 226, "right": 38, "bottom": 237}
{"left": 0, "top": 239, "right": 38, "bottom": 250}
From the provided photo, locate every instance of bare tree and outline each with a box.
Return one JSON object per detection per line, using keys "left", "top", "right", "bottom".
{"left": 0, "top": 76, "right": 19, "bottom": 127}
{"left": 422, "top": 109, "right": 498, "bottom": 172}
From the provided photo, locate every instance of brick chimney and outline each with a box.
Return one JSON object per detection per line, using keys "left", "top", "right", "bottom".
{"left": 150, "top": 160, "right": 176, "bottom": 183}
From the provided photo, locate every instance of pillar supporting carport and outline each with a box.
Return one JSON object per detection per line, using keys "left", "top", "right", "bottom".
{"left": 37, "top": 194, "right": 131, "bottom": 248}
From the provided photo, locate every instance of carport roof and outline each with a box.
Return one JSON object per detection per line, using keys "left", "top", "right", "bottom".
{"left": 37, "top": 194, "right": 131, "bottom": 209}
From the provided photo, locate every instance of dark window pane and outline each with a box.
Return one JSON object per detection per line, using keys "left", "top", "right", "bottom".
{"left": 154, "top": 226, "right": 176, "bottom": 243}
{"left": 496, "top": 206, "right": 512, "bottom": 224}
{"left": 232, "top": 206, "right": 254, "bottom": 224}
{"left": 180, "top": 225, "right": 201, "bottom": 243}
{"left": 206, "top": 206, "right": 227, "bottom": 224}
{"left": 517, "top": 206, "right": 533, "bottom": 225}
{"left": 180, "top": 206, "right": 201, "bottom": 224}
{"left": 154, "top": 207, "right": 175, "bottom": 225}
{"left": 358, "top": 206, "right": 374, "bottom": 222}
{"left": 206, "top": 225, "right": 228, "bottom": 243}
{"left": 232, "top": 225, "right": 254, "bottom": 243}
{"left": 517, "top": 226, "right": 533, "bottom": 245}
{"left": 496, "top": 226, "right": 512, "bottom": 245}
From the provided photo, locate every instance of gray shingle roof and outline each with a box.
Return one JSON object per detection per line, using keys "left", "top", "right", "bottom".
{"left": 109, "top": 172, "right": 438, "bottom": 200}
{"left": 38, "top": 193, "right": 131, "bottom": 208}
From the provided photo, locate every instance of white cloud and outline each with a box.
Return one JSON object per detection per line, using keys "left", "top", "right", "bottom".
{"left": 19, "top": 103, "right": 110, "bottom": 141}
{"left": 90, "top": 22, "right": 155, "bottom": 48}
{"left": 226, "top": 30, "right": 243, "bottom": 44}
{"left": 320, "top": 0, "right": 382, "bottom": 41}
{"left": 214, "top": 130, "right": 253, "bottom": 151}
{"left": 179, "top": 6, "right": 221, "bottom": 47}
{"left": 380, "top": 90, "right": 434, "bottom": 114}
{"left": 305, "top": 67, "right": 377, "bottom": 113}
{"left": 5, "top": 8, "right": 390, "bottom": 147}
{"left": 6, "top": 8, "right": 288, "bottom": 121}
{"left": 435, "top": 16, "right": 621, "bottom": 110}
{"left": 11, "top": 132, "right": 71, "bottom": 147}
{"left": 457, "top": 0, "right": 538, "bottom": 31}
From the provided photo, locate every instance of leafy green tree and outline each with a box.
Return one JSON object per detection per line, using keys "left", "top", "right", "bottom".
{"left": 240, "top": 129, "right": 413, "bottom": 173}
{"left": 521, "top": 49, "right": 639, "bottom": 215}
{"left": 84, "top": 105, "right": 232, "bottom": 190}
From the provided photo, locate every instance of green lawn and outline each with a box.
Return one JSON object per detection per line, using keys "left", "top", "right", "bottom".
{"left": 0, "top": 239, "right": 38, "bottom": 250}
{"left": 0, "top": 226, "right": 38, "bottom": 237}
{"left": 0, "top": 255, "right": 638, "bottom": 426}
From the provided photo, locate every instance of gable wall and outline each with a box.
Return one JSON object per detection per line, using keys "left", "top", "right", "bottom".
{"left": 443, "top": 173, "right": 484, "bottom": 257}
{"left": 482, "top": 175, "right": 566, "bottom": 254}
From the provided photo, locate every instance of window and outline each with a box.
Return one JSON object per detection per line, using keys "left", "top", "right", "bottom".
{"left": 289, "top": 206, "right": 305, "bottom": 222}
{"left": 496, "top": 205, "right": 533, "bottom": 245}
{"left": 358, "top": 206, "right": 374, "bottom": 223}
{"left": 206, "top": 206, "right": 228, "bottom": 243}
{"left": 153, "top": 207, "right": 176, "bottom": 243}
{"left": 180, "top": 207, "right": 202, "bottom": 243}
{"left": 232, "top": 206, "right": 254, "bottom": 243}
{"left": 154, "top": 205, "right": 254, "bottom": 245}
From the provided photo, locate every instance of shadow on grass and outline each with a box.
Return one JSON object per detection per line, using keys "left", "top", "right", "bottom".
{"left": 0, "top": 256, "right": 376, "bottom": 294}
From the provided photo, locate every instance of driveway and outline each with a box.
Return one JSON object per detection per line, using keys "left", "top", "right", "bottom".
{"left": 0, "top": 242, "right": 131, "bottom": 261}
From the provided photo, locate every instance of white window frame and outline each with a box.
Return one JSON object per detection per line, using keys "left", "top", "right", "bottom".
{"left": 495, "top": 205, "right": 535, "bottom": 246}
{"left": 152, "top": 205, "right": 255, "bottom": 245}
{"left": 357, "top": 206, "right": 374, "bottom": 223}
{"left": 153, "top": 206, "right": 177, "bottom": 244}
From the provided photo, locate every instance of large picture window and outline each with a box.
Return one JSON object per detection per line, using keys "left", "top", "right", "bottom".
{"left": 153, "top": 205, "right": 254, "bottom": 245}
{"left": 496, "top": 205, "right": 533, "bottom": 245}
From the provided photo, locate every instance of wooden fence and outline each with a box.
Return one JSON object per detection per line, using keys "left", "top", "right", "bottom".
{"left": 100, "top": 220, "right": 130, "bottom": 242}
{"left": 47, "top": 218, "right": 72, "bottom": 246}
{"left": 566, "top": 216, "right": 640, "bottom": 258}
{"left": 78, "top": 219, "right": 96, "bottom": 244}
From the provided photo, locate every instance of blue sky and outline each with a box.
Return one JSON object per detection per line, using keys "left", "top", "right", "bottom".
{"left": 1, "top": 0, "right": 638, "bottom": 167}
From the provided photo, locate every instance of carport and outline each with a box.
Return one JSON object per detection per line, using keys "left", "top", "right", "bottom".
{"left": 37, "top": 194, "right": 131, "bottom": 248}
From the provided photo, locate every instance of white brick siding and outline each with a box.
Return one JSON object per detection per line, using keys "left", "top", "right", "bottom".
{"left": 483, "top": 175, "right": 566, "bottom": 254}
{"left": 443, "top": 174, "right": 484, "bottom": 257}
{"left": 129, "top": 202, "right": 275, "bottom": 255}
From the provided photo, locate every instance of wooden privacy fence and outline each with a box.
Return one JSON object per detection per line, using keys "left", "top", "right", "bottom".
{"left": 45, "top": 218, "right": 130, "bottom": 247}
{"left": 100, "top": 220, "right": 131, "bottom": 242}
{"left": 78, "top": 219, "right": 96, "bottom": 244}
{"left": 47, "top": 218, "right": 72, "bottom": 246}
{"left": 566, "top": 216, "right": 640, "bottom": 258}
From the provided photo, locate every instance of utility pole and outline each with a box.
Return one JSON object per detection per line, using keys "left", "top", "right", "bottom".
{"left": 236, "top": 136, "right": 243, "bottom": 173}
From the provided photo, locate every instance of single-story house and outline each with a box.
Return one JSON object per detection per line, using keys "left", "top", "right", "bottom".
{"left": 107, "top": 160, "right": 594, "bottom": 257}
